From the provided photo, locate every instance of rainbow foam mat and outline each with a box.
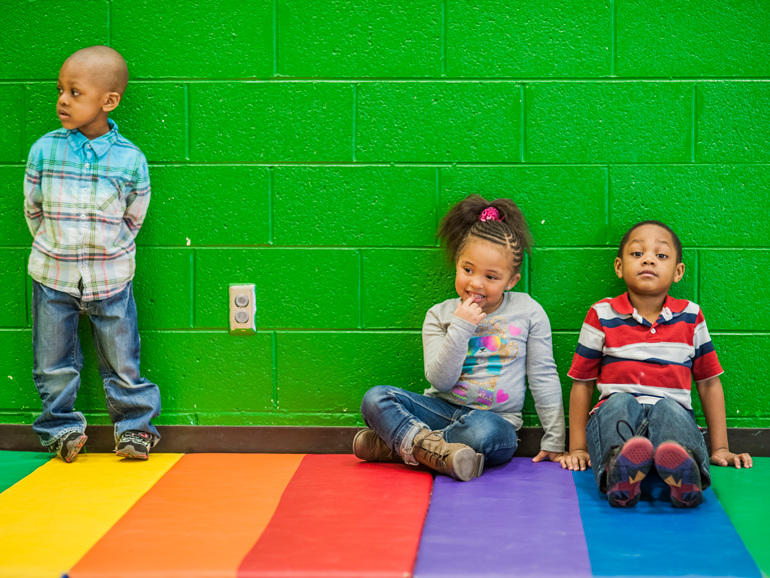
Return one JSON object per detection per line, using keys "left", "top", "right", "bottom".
{"left": 0, "top": 452, "right": 767, "bottom": 578}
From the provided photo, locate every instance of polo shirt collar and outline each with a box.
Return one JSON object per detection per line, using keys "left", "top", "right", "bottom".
{"left": 67, "top": 118, "right": 119, "bottom": 158}
{"left": 609, "top": 292, "right": 689, "bottom": 324}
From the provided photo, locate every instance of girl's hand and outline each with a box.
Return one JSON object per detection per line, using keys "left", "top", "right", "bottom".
{"left": 563, "top": 449, "right": 591, "bottom": 471}
{"left": 532, "top": 450, "right": 564, "bottom": 464}
{"left": 454, "top": 297, "right": 486, "bottom": 325}
{"left": 711, "top": 448, "right": 753, "bottom": 469}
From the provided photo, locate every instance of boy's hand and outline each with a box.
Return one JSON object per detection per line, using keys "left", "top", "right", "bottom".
{"left": 532, "top": 450, "right": 564, "bottom": 464}
{"left": 563, "top": 449, "right": 591, "bottom": 471}
{"left": 711, "top": 448, "right": 753, "bottom": 469}
{"left": 454, "top": 297, "right": 486, "bottom": 325}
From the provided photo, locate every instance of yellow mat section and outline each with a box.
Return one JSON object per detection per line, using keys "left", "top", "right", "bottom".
{"left": 0, "top": 453, "right": 182, "bottom": 578}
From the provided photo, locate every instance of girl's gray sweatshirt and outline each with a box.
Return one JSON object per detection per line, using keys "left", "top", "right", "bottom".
{"left": 422, "top": 291, "right": 566, "bottom": 452}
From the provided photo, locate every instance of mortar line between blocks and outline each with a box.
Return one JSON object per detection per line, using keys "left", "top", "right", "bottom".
{"left": 520, "top": 84, "right": 526, "bottom": 163}
{"left": 352, "top": 84, "right": 357, "bottom": 161}
{"left": 107, "top": 0, "right": 112, "bottom": 46}
{"left": 185, "top": 84, "right": 191, "bottom": 160}
{"left": 435, "top": 168, "right": 441, "bottom": 246}
{"left": 190, "top": 249, "right": 196, "bottom": 328}
{"left": 273, "top": 0, "right": 279, "bottom": 76}
{"left": 358, "top": 249, "right": 364, "bottom": 329}
{"left": 268, "top": 167, "right": 275, "bottom": 245}
{"left": 272, "top": 331, "right": 278, "bottom": 410}
{"left": 441, "top": 0, "right": 448, "bottom": 76}
{"left": 606, "top": 165, "right": 611, "bottom": 244}
{"left": 19, "top": 84, "right": 26, "bottom": 163}
{"left": 610, "top": 0, "right": 617, "bottom": 77}
{"left": 691, "top": 84, "right": 698, "bottom": 162}
{"left": 694, "top": 249, "right": 700, "bottom": 303}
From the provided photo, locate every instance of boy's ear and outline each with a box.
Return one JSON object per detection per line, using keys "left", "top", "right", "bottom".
{"left": 102, "top": 92, "right": 121, "bottom": 113}
{"left": 614, "top": 257, "right": 624, "bottom": 278}
{"left": 673, "top": 262, "right": 685, "bottom": 283}
{"left": 506, "top": 273, "right": 522, "bottom": 291}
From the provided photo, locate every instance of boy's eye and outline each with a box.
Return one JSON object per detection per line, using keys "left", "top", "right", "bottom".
{"left": 656, "top": 254, "right": 668, "bottom": 259}
{"left": 57, "top": 88, "right": 63, "bottom": 94}
{"left": 72, "top": 90, "right": 80, "bottom": 96}
{"left": 630, "top": 251, "right": 643, "bottom": 257}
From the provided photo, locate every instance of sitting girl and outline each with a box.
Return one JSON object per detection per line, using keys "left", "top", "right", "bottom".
{"left": 355, "top": 195, "right": 566, "bottom": 480}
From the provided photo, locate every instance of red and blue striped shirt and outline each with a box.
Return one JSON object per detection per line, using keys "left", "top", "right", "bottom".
{"left": 568, "top": 293, "right": 723, "bottom": 411}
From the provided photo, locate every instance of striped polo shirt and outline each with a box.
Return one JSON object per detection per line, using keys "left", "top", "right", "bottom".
{"left": 568, "top": 293, "right": 723, "bottom": 411}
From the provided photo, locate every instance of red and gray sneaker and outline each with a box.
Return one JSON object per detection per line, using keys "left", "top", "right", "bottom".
{"left": 606, "top": 436, "right": 654, "bottom": 507}
{"left": 654, "top": 441, "right": 703, "bottom": 508}
{"left": 116, "top": 431, "right": 154, "bottom": 460}
{"left": 52, "top": 431, "right": 88, "bottom": 463}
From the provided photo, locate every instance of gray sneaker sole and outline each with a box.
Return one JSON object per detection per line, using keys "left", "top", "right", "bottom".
{"left": 116, "top": 444, "right": 149, "bottom": 460}
{"left": 62, "top": 434, "right": 88, "bottom": 463}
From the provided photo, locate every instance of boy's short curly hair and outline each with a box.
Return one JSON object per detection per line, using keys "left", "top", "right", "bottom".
{"left": 617, "top": 220, "right": 683, "bottom": 264}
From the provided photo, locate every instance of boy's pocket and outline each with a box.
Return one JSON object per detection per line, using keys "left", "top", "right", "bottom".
{"left": 95, "top": 178, "right": 125, "bottom": 215}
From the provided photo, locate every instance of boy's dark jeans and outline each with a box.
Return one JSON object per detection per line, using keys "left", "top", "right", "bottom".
{"left": 586, "top": 392, "right": 710, "bottom": 493}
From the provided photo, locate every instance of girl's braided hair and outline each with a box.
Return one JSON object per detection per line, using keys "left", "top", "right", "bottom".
{"left": 438, "top": 194, "right": 533, "bottom": 274}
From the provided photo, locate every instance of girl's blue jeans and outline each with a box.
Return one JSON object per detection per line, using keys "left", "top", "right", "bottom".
{"left": 360, "top": 385, "right": 518, "bottom": 466}
{"left": 31, "top": 280, "right": 161, "bottom": 447}
{"left": 586, "top": 392, "right": 711, "bottom": 493}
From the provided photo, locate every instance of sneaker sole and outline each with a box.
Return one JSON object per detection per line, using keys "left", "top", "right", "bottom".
{"left": 116, "top": 445, "right": 149, "bottom": 460}
{"left": 655, "top": 441, "right": 703, "bottom": 508}
{"left": 607, "top": 436, "right": 654, "bottom": 508}
{"left": 449, "top": 448, "right": 485, "bottom": 482}
{"left": 62, "top": 433, "right": 88, "bottom": 463}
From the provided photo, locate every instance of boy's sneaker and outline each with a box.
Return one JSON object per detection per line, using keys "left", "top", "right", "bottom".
{"left": 116, "top": 431, "right": 153, "bottom": 460}
{"left": 606, "top": 436, "right": 654, "bottom": 507}
{"left": 51, "top": 431, "right": 88, "bottom": 463}
{"left": 352, "top": 428, "right": 402, "bottom": 463}
{"left": 654, "top": 441, "right": 703, "bottom": 508}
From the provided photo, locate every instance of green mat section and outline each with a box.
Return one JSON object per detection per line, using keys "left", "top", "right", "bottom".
{"left": 711, "top": 457, "right": 770, "bottom": 577}
{"left": 0, "top": 450, "right": 53, "bottom": 493}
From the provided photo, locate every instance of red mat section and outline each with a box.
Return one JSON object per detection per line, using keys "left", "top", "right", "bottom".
{"left": 237, "top": 454, "right": 433, "bottom": 578}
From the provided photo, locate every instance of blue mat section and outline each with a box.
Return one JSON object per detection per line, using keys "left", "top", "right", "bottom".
{"left": 572, "top": 470, "right": 762, "bottom": 577}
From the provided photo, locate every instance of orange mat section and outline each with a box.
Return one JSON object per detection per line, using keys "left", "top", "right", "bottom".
{"left": 238, "top": 454, "right": 434, "bottom": 578}
{"left": 69, "top": 453, "right": 305, "bottom": 578}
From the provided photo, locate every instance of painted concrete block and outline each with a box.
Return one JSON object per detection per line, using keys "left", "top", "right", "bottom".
{"left": 112, "top": 83, "right": 187, "bottom": 162}
{"left": 447, "top": 0, "right": 610, "bottom": 77}
{"left": 279, "top": 0, "right": 441, "bottom": 77}
{"left": 610, "top": 165, "right": 770, "bottom": 247}
{"left": 0, "top": 250, "right": 28, "bottom": 328}
{"left": 276, "top": 331, "right": 425, "bottom": 412}
{"left": 140, "top": 165, "right": 270, "bottom": 247}
{"left": 0, "top": 167, "right": 29, "bottom": 246}
{"left": 700, "top": 250, "right": 770, "bottom": 332}
{"left": 0, "top": 85, "right": 23, "bottom": 163}
{"left": 357, "top": 82, "right": 521, "bottom": 162}
{"left": 0, "top": 330, "right": 36, "bottom": 411}
{"left": 141, "top": 331, "right": 274, "bottom": 413}
{"left": 698, "top": 82, "right": 770, "bottom": 162}
{"left": 134, "top": 248, "right": 193, "bottom": 330}
{"left": 195, "top": 248, "right": 359, "bottom": 329}
{"left": 190, "top": 83, "right": 354, "bottom": 162}
{"left": 363, "top": 249, "right": 455, "bottom": 329}
{"left": 711, "top": 334, "right": 770, "bottom": 422}
{"left": 526, "top": 82, "right": 692, "bottom": 163}
{"left": 0, "top": 1, "right": 107, "bottom": 79}
{"left": 111, "top": 0, "right": 273, "bottom": 79}
{"left": 273, "top": 167, "right": 436, "bottom": 246}
{"left": 24, "top": 84, "right": 62, "bottom": 156}
{"left": 440, "top": 166, "right": 608, "bottom": 246}
{"left": 617, "top": 0, "right": 770, "bottom": 77}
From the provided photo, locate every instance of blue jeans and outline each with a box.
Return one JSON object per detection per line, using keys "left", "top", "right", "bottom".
{"left": 31, "top": 280, "right": 161, "bottom": 447}
{"left": 586, "top": 393, "right": 710, "bottom": 493}
{"left": 360, "top": 385, "right": 518, "bottom": 467}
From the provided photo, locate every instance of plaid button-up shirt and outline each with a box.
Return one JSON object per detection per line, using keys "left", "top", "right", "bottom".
{"left": 24, "top": 120, "right": 151, "bottom": 301}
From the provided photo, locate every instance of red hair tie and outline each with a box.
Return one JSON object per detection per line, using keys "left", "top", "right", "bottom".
{"left": 480, "top": 207, "right": 503, "bottom": 222}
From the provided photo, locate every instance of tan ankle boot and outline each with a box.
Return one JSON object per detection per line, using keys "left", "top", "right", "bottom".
{"left": 352, "top": 428, "right": 402, "bottom": 463}
{"left": 412, "top": 429, "right": 484, "bottom": 481}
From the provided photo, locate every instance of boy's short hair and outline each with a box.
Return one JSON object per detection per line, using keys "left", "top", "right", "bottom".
{"left": 65, "top": 46, "right": 129, "bottom": 95}
{"left": 617, "top": 220, "right": 683, "bottom": 264}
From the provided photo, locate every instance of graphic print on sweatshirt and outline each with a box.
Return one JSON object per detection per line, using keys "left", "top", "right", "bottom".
{"left": 452, "top": 316, "right": 521, "bottom": 409}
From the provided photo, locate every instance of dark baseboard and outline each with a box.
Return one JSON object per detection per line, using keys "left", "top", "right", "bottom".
{"left": 2, "top": 424, "right": 768, "bottom": 457}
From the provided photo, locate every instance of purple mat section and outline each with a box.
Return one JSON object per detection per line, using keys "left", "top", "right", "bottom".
{"left": 413, "top": 458, "right": 592, "bottom": 578}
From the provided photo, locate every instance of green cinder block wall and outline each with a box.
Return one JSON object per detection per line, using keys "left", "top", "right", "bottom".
{"left": 1, "top": 1, "right": 769, "bottom": 429}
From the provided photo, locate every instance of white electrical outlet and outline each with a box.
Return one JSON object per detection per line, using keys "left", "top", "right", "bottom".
{"left": 229, "top": 284, "right": 256, "bottom": 335}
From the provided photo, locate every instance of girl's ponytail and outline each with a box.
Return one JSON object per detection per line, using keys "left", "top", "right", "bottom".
{"left": 438, "top": 194, "right": 532, "bottom": 273}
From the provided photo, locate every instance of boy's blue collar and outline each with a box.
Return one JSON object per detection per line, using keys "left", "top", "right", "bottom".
{"left": 67, "top": 118, "right": 119, "bottom": 157}
{"left": 609, "top": 292, "right": 689, "bottom": 319}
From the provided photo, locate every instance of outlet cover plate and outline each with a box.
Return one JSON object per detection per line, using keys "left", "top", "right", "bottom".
{"left": 229, "top": 284, "right": 256, "bottom": 335}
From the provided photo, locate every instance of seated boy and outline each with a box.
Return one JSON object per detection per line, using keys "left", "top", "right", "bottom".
{"left": 24, "top": 46, "right": 161, "bottom": 462}
{"left": 564, "top": 220, "right": 751, "bottom": 507}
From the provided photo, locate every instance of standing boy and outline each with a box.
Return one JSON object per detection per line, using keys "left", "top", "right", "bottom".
{"left": 564, "top": 221, "right": 751, "bottom": 507}
{"left": 24, "top": 46, "right": 160, "bottom": 462}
